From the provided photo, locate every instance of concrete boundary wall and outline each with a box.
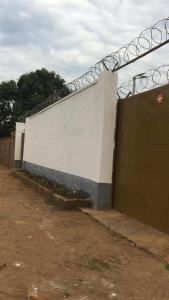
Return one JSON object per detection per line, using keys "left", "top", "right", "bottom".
{"left": 22, "top": 71, "right": 118, "bottom": 208}
{"left": 0, "top": 134, "right": 15, "bottom": 168}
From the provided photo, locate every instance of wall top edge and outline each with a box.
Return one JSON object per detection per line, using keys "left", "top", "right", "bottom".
{"left": 27, "top": 79, "right": 98, "bottom": 121}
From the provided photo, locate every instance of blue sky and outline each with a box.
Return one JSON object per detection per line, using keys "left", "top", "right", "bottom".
{"left": 0, "top": 0, "right": 168, "bottom": 84}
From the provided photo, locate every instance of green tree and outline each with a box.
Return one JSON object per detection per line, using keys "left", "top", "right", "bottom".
{"left": 0, "top": 80, "right": 17, "bottom": 138}
{"left": 14, "top": 68, "right": 69, "bottom": 119}
{"left": 0, "top": 69, "right": 69, "bottom": 137}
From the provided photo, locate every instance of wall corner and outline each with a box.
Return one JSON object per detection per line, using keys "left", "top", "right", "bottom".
{"left": 95, "top": 70, "right": 118, "bottom": 209}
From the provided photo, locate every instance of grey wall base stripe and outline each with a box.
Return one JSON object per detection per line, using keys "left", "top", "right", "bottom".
{"left": 23, "top": 161, "right": 112, "bottom": 209}
{"left": 15, "top": 160, "right": 22, "bottom": 169}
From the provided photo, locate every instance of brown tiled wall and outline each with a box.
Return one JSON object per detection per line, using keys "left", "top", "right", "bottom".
{"left": 113, "top": 84, "right": 169, "bottom": 234}
{"left": 0, "top": 136, "right": 15, "bottom": 168}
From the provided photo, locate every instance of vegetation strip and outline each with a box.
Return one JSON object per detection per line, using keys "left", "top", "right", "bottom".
{"left": 12, "top": 170, "right": 91, "bottom": 209}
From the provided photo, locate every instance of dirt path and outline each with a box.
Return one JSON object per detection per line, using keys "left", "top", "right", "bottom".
{"left": 0, "top": 164, "right": 169, "bottom": 299}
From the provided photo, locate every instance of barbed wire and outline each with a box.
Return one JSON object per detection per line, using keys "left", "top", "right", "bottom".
{"left": 19, "top": 17, "right": 169, "bottom": 120}
{"left": 19, "top": 64, "right": 169, "bottom": 121}
{"left": 117, "top": 64, "right": 169, "bottom": 99}
{"left": 67, "top": 17, "right": 169, "bottom": 92}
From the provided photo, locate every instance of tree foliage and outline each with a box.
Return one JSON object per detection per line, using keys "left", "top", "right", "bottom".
{"left": 0, "top": 69, "right": 69, "bottom": 138}
{"left": 0, "top": 80, "right": 17, "bottom": 138}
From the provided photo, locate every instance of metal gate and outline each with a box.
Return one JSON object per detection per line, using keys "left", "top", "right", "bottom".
{"left": 113, "top": 84, "right": 169, "bottom": 234}
{"left": 0, "top": 132, "right": 15, "bottom": 168}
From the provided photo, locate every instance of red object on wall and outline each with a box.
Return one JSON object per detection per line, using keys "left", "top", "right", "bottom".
{"left": 156, "top": 94, "right": 164, "bottom": 103}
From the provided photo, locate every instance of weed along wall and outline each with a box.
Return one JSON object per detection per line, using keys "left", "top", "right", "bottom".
{"left": 22, "top": 71, "right": 118, "bottom": 209}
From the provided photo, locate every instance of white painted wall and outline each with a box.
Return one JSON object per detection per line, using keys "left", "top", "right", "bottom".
{"left": 14, "top": 122, "right": 25, "bottom": 161}
{"left": 23, "top": 71, "right": 118, "bottom": 184}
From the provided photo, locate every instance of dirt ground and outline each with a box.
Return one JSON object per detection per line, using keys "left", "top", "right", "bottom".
{"left": 0, "top": 164, "right": 169, "bottom": 299}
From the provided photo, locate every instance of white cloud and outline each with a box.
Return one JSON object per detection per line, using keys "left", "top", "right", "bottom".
{"left": 0, "top": 0, "right": 168, "bottom": 85}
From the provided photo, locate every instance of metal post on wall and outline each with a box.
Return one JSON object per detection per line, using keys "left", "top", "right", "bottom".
{"left": 132, "top": 73, "right": 146, "bottom": 95}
